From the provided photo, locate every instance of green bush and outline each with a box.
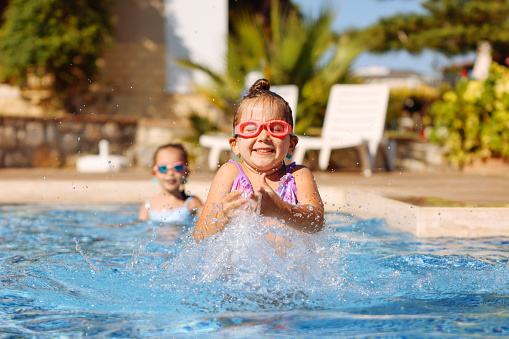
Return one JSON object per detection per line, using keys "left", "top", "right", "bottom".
{"left": 0, "top": 0, "right": 113, "bottom": 96}
{"left": 429, "top": 63, "right": 509, "bottom": 168}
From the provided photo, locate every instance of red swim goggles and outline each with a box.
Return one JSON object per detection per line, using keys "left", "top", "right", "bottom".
{"left": 234, "top": 120, "right": 293, "bottom": 139}
{"left": 154, "top": 161, "right": 186, "bottom": 174}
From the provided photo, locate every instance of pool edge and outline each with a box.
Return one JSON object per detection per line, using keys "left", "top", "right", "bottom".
{"left": 2, "top": 179, "right": 509, "bottom": 238}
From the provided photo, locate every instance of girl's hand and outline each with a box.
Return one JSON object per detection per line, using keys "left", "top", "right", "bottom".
{"left": 254, "top": 173, "right": 284, "bottom": 217}
{"left": 222, "top": 189, "right": 254, "bottom": 220}
{"left": 253, "top": 171, "right": 325, "bottom": 233}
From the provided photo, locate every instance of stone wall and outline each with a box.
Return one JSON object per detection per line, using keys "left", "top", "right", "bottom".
{"left": 0, "top": 115, "right": 137, "bottom": 168}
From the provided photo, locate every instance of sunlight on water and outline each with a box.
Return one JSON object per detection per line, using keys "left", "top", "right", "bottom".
{"left": 1, "top": 204, "right": 509, "bottom": 337}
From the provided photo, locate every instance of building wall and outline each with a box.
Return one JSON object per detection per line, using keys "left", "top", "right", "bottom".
{"left": 79, "top": 0, "right": 170, "bottom": 118}
{"left": 82, "top": 0, "right": 227, "bottom": 119}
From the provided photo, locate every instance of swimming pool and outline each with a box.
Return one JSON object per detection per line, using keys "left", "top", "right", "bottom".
{"left": 1, "top": 204, "right": 509, "bottom": 337}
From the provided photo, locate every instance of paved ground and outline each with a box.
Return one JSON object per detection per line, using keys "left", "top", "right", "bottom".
{"left": 1, "top": 167, "right": 508, "bottom": 206}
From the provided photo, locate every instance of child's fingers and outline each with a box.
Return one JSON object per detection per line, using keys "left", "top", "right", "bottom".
{"left": 223, "top": 198, "right": 251, "bottom": 218}
{"left": 223, "top": 190, "right": 244, "bottom": 203}
{"left": 226, "top": 197, "right": 249, "bottom": 210}
{"left": 222, "top": 193, "right": 249, "bottom": 213}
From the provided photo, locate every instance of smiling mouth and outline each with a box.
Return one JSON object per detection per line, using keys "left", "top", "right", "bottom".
{"left": 254, "top": 149, "right": 274, "bottom": 154}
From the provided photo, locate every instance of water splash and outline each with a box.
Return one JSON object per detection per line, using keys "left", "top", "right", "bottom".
{"left": 73, "top": 237, "right": 101, "bottom": 273}
{"left": 161, "top": 210, "right": 350, "bottom": 312}
{"left": 125, "top": 225, "right": 158, "bottom": 271}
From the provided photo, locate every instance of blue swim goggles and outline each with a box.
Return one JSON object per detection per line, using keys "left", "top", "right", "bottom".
{"left": 154, "top": 161, "right": 186, "bottom": 174}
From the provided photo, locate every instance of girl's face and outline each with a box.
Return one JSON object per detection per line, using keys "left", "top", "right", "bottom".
{"left": 231, "top": 105, "right": 296, "bottom": 173}
{"left": 152, "top": 147, "right": 187, "bottom": 193}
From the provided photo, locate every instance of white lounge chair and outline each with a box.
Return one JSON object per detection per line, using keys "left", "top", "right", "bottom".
{"left": 292, "top": 84, "right": 390, "bottom": 176}
{"left": 200, "top": 84, "right": 299, "bottom": 170}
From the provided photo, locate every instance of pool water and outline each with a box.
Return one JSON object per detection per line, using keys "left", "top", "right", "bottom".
{"left": 1, "top": 204, "right": 509, "bottom": 338}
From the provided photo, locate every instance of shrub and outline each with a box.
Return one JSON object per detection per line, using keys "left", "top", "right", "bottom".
{"left": 429, "top": 63, "right": 509, "bottom": 168}
{"left": 0, "top": 0, "right": 113, "bottom": 98}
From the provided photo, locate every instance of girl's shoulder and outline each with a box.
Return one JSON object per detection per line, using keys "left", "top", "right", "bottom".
{"left": 204, "top": 161, "right": 242, "bottom": 203}
{"left": 208, "top": 161, "right": 241, "bottom": 189}
{"left": 288, "top": 164, "right": 318, "bottom": 188}
{"left": 289, "top": 163, "right": 313, "bottom": 177}
{"left": 216, "top": 160, "right": 243, "bottom": 178}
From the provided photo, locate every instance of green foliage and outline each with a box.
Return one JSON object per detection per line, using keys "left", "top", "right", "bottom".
{"left": 182, "top": 112, "right": 220, "bottom": 146}
{"left": 179, "top": 0, "right": 366, "bottom": 134}
{"left": 0, "top": 0, "right": 113, "bottom": 93}
{"left": 429, "top": 63, "right": 509, "bottom": 168}
{"left": 361, "top": 0, "right": 509, "bottom": 64}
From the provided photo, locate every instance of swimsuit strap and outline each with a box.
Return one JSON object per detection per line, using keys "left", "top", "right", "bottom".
{"left": 229, "top": 160, "right": 254, "bottom": 195}
{"left": 146, "top": 196, "right": 193, "bottom": 212}
{"left": 229, "top": 159, "right": 245, "bottom": 175}
{"left": 275, "top": 162, "right": 298, "bottom": 205}
{"left": 287, "top": 162, "right": 296, "bottom": 172}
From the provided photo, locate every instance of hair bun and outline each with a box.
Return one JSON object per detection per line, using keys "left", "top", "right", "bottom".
{"left": 247, "top": 78, "right": 270, "bottom": 94}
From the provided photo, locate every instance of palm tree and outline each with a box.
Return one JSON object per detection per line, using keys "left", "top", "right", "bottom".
{"left": 179, "top": 0, "right": 367, "bottom": 135}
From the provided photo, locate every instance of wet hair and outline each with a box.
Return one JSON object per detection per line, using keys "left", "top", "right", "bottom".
{"left": 233, "top": 79, "right": 294, "bottom": 130}
{"left": 152, "top": 143, "right": 188, "bottom": 166}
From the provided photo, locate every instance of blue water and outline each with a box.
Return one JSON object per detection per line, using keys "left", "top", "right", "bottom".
{"left": 1, "top": 204, "right": 509, "bottom": 338}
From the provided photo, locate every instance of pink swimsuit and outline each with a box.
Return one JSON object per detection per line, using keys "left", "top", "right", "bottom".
{"left": 229, "top": 160, "right": 298, "bottom": 205}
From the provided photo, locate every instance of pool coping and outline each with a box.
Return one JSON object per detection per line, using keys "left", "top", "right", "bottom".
{"left": 2, "top": 179, "right": 509, "bottom": 238}
{"left": 319, "top": 187, "right": 509, "bottom": 238}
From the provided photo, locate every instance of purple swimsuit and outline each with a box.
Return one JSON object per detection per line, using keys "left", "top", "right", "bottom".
{"left": 229, "top": 160, "right": 298, "bottom": 205}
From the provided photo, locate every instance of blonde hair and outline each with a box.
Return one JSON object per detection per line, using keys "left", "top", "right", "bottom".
{"left": 233, "top": 78, "right": 294, "bottom": 130}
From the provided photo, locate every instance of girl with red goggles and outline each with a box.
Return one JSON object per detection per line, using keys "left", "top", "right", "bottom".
{"left": 194, "top": 79, "right": 324, "bottom": 252}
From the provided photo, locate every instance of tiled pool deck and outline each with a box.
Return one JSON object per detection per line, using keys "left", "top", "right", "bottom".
{"left": 1, "top": 168, "right": 508, "bottom": 238}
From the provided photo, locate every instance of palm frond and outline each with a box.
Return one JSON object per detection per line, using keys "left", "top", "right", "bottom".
{"left": 177, "top": 2, "right": 368, "bottom": 135}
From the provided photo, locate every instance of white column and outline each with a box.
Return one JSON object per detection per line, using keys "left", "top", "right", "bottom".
{"left": 164, "top": 0, "right": 227, "bottom": 94}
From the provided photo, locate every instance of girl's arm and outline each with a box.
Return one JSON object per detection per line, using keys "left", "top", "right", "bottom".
{"left": 138, "top": 202, "right": 149, "bottom": 221}
{"left": 256, "top": 166, "right": 325, "bottom": 233}
{"left": 193, "top": 162, "right": 247, "bottom": 242}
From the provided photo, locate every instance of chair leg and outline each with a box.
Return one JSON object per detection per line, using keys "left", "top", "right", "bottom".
{"left": 386, "top": 139, "right": 396, "bottom": 171}
{"left": 292, "top": 147, "right": 307, "bottom": 166}
{"left": 208, "top": 147, "right": 221, "bottom": 171}
{"left": 357, "top": 143, "right": 372, "bottom": 177}
{"left": 318, "top": 148, "right": 332, "bottom": 170}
